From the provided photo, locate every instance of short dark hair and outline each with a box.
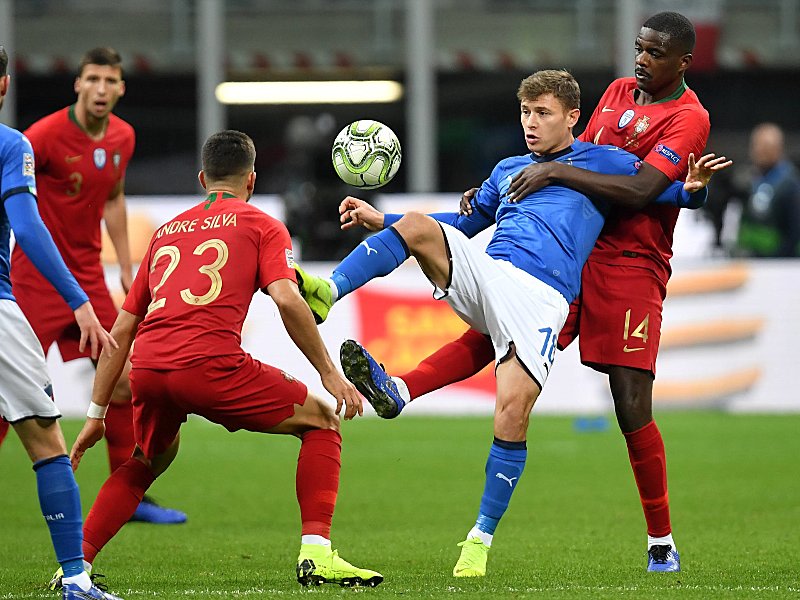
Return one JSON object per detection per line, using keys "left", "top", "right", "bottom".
{"left": 0, "top": 46, "right": 8, "bottom": 78}
{"left": 79, "top": 47, "right": 123, "bottom": 77}
{"left": 517, "top": 69, "right": 580, "bottom": 111}
{"left": 643, "top": 11, "right": 696, "bottom": 54}
{"left": 202, "top": 130, "right": 256, "bottom": 181}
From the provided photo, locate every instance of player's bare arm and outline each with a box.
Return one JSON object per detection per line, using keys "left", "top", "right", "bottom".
{"left": 104, "top": 178, "right": 133, "bottom": 293}
{"left": 507, "top": 160, "right": 671, "bottom": 205}
{"left": 339, "top": 196, "right": 385, "bottom": 231}
{"left": 267, "top": 278, "right": 363, "bottom": 419}
{"left": 71, "top": 309, "right": 141, "bottom": 470}
{"left": 506, "top": 153, "right": 728, "bottom": 209}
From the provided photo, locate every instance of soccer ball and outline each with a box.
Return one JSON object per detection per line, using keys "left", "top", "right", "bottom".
{"left": 331, "top": 120, "right": 402, "bottom": 189}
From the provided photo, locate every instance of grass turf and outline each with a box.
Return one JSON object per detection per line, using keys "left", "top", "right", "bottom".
{"left": 0, "top": 413, "right": 798, "bottom": 599}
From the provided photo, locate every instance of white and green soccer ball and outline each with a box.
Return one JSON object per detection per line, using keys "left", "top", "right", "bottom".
{"left": 331, "top": 120, "right": 402, "bottom": 189}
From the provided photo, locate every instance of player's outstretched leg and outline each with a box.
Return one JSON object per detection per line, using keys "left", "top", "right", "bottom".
{"left": 295, "top": 227, "right": 411, "bottom": 324}
{"left": 647, "top": 544, "right": 681, "bottom": 572}
{"left": 340, "top": 340, "right": 408, "bottom": 418}
{"left": 294, "top": 265, "right": 335, "bottom": 325}
{"left": 296, "top": 544, "right": 383, "bottom": 588}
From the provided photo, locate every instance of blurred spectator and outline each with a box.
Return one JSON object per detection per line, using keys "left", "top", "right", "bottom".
{"left": 736, "top": 123, "right": 800, "bottom": 257}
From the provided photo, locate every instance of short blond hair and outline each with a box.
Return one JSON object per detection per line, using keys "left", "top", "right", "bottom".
{"left": 517, "top": 70, "right": 580, "bottom": 111}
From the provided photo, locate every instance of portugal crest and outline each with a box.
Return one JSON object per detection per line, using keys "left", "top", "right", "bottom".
{"left": 93, "top": 148, "right": 107, "bottom": 169}
{"left": 633, "top": 115, "right": 651, "bottom": 135}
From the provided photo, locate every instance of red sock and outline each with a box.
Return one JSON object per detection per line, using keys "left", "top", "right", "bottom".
{"left": 399, "top": 328, "right": 495, "bottom": 399}
{"left": 104, "top": 401, "right": 135, "bottom": 473}
{"left": 0, "top": 419, "right": 9, "bottom": 447}
{"left": 296, "top": 429, "right": 341, "bottom": 538}
{"left": 83, "top": 458, "right": 155, "bottom": 563}
{"left": 624, "top": 420, "right": 671, "bottom": 537}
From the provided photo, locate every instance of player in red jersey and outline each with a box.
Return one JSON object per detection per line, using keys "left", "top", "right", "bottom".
{"left": 4, "top": 47, "right": 185, "bottom": 525}
{"left": 65, "top": 131, "right": 382, "bottom": 588}
{"left": 325, "top": 12, "right": 706, "bottom": 572}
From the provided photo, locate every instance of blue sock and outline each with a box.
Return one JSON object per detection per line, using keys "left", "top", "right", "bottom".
{"left": 331, "top": 227, "right": 410, "bottom": 298}
{"left": 475, "top": 438, "right": 527, "bottom": 535}
{"left": 33, "top": 455, "right": 84, "bottom": 577}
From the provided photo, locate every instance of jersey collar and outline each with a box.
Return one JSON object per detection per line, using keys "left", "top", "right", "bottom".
{"left": 68, "top": 104, "right": 109, "bottom": 140}
{"left": 531, "top": 144, "right": 574, "bottom": 163}
{"left": 633, "top": 78, "right": 687, "bottom": 105}
{"left": 203, "top": 191, "right": 238, "bottom": 209}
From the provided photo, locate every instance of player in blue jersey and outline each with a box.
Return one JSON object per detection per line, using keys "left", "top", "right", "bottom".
{"left": 296, "top": 69, "right": 729, "bottom": 577}
{"left": 0, "top": 47, "right": 124, "bottom": 600}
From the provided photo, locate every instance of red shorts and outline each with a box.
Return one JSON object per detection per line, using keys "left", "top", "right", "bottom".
{"left": 129, "top": 353, "right": 308, "bottom": 459}
{"left": 13, "top": 282, "right": 118, "bottom": 362}
{"left": 557, "top": 262, "right": 667, "bottom": 375}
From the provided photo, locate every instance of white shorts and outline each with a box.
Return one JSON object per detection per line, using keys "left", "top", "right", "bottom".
{"left": 434, "top": 224, "right": 569, "bottom": 389}
{"left": 0, "top": 300, "right": 60, "bottom": 423}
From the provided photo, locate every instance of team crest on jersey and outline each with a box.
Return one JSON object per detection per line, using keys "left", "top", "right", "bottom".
{"left": 93, "top": 148, "right": 107, "bottom": 169}
{"left": 22, "top": 153, "right": 35, "bottom": 177}
{"left": 618, "top": 109, "right": 635, "bottom": 128}
{"left": 633, "top": 115, "right": 651, "bottom": 135}
{"left": 112, "top": 150, "right": 121, "bottom": 169}
{"left": 285, "top": 248, "right": 295, "bottom": 269}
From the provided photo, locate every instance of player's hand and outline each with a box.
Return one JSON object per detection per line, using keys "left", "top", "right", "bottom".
{"left": 506, "top": 162, "right": 557, "bottom": 202}
{"left": 70, "top": 418, "right": 106, "bottom": 471}
{"left": 339, "top": 196, "right": 384, "bottom": 231}
{"left": 459, "top": 187, "right": 480, "bottom": 216}
{"left": 73, "top": 302, "right": 119, "bottom": 360}
{"left": 683, "top": 153, "right": 733, "bottom": 192}
{"left": 120, "top": 269, "right": 133, "bottom": 295}
{"left": 321, "top": 368, "right": 363, "bottom": 420}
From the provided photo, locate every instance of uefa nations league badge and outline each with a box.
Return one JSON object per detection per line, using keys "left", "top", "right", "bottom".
{"left": 618, "top": 109, "right": 635, "bottom": 128}
{"left": 93, "top": 148, "right": 107, "bottom": 169}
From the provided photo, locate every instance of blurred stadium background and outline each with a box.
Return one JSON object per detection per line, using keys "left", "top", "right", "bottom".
{"left": 1, "top": 2, "right": 799, "bottom": 598}
{"left": 0, "top": 0, "right": 794, "bottom": 417}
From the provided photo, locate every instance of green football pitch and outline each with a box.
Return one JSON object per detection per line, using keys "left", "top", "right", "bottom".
{"left": 1, "top": 413, "right": 798, "bottom": 599}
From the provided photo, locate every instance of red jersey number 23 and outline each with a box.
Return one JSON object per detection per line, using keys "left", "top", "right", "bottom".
{"left": 147, "top": 239, "right": 229, "bottom": 314}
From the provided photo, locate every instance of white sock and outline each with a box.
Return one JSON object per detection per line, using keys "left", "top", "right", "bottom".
{"left": 391, "top": 376, "right": 411, "bottom": 404}
{"left": 301, "top": 534, "right": 331, "bottom": 547}
{"left": 468, "top": 526, "right": 493, "bottom": 548}
{"left": 648, "top": 533, "right": 676, "bottom": 551}
{"left": 327, "top": 279, "right": 339, "bottom": 302}
{"left": 62, "top": 571, "right": 92, "bottom": 591}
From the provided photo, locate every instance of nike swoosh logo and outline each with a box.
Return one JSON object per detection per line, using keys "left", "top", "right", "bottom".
{"left": 65, "top": 155, "right": 82, "bottom": 163}
{"left": 622, "top": 345, "right": 645, "bottom": 353}
{"left": 601, "top": 107, "right": 615, "bottom": 113}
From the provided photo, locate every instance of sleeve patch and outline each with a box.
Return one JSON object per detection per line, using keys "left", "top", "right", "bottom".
{"left": 285, "top": 248, "right": 295, "bottom": 269}
{"left": 23, "top": 153, "right": 35, "bottom": 177}
{"left": 654, "top": 144, "right": 681, "bottom": 165}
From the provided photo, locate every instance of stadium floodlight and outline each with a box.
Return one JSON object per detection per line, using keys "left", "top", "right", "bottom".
{"left": 215, "top": 80, "right": 404, "bottom": 105}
